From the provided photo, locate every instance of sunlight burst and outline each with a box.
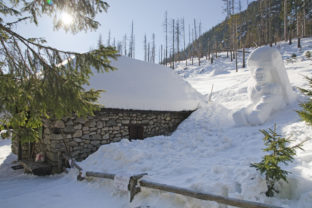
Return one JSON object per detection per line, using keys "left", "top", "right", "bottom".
{"left": 61, "top": 12, "right": 73, "bottom": 26}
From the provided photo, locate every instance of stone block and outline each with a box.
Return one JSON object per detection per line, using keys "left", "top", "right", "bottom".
{"left": 103, "top": 134, "right": 109, "bottom": 140}
{"left": 68, "top": 141, "right": 78, "bottom": 147}
{"left": 89, "top": 120, "right": 96, "bottom": 128}
{"left": 82, "top": 135, "right": 90, "bottom": 140}
{"left": 74, "top": 124, "right": 82, "bottom": 130}
{"left": 107, "top": 120, "right": 117, "bottom": 127}
{"left": 66, "top": 120, "right": 74, "bottom": 126}
{"left": 74, "top": 138, "right": 82, "bottom": 143}
{"left": 91, "top": 141, "right": 100, "bottom": 145}
{"left": 73, "top": 130, "right": 82, "bottom": 138}
{"left": 63, "top": 126, "right": 75, "bottom": 134}
{"left": 66, "top": 134, "right": 72, "bottom": 139}
{"left": 90, "top": 134, "right": 101, "bottom": 140}
{"left": 46, "top": 152, "right": 58, "bottom": 162}
{"left": 76, "top": 117, "right": 87, "bottom": 124}
{"left": 54, "top": 120, "right": 65, "bottom": 128}
{"left": 121, "top": 120, "right": 129, "bottom": 124}
{"left": 97, "top": 121, "right": 103, "bottom": 128}
{"left": 52, "top": 134, "right": 64, "bottom": 140}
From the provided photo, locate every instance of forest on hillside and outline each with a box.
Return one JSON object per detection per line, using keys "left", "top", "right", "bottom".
{"left": 164, "top": 0, "right": 312, "bottom": 67}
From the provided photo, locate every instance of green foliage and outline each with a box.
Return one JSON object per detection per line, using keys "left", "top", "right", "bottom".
{"left": 291, "top": 53, "right": 297, "bottom": 58}
{"left": 297, "top": 76, "right": 312, "bottom": 125}
{"left": 250, "top": 125, "right": 302, "bottom": 197}
{"left": 0, "top": 1, "right": 117, "bottom": 145}
{"left": 306, "top": 51, "right": 311, "bottom": 58}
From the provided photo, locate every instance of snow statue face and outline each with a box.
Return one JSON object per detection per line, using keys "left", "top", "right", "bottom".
{"left": 253, "top": 67, "right": 273, "bottom": 85}
{"left": 233, "top": 46, "right": 296, "bottom": 126}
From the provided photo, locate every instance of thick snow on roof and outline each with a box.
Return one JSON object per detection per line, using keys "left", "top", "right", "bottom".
{"left": 85, "top": 56, "right": 203, "bottom": 111}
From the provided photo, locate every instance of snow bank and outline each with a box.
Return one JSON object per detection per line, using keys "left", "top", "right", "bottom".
{"left": 233, "top": 46, "right": 296, "bottom": 125}
{"left": 85, "top": 56, "right": 203, "bottom": 111}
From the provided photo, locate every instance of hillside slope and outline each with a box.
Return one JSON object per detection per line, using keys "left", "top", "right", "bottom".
{"left": 169, "top": 0, "right": 312, "bottom": 63}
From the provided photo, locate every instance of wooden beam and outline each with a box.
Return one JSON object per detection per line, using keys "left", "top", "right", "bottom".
{"left": 86, "top": 171, "right": 115, "bottom": 180}
{"left": 84, "top": 171, "right": 282, "bottom": 208}
{"left": 139, "top": 180, "right": 283, "bottom": 208}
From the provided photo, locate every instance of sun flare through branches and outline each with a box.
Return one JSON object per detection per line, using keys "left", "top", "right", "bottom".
{"left": 61, "top": 11, "right": 74, "bottom": 26}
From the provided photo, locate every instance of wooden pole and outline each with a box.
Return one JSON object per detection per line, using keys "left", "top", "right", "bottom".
{"left": 139, "top": 180, "right": 282, "bottom": 208}
{"left": 86, "top": 171, "right": 115, "bottom": 180}
{"left": 84, "top": 171, "right": 282, "bottom": 208}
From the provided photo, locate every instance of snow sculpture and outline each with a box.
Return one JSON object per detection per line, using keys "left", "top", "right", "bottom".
{"left": 233, "top": 46, "right": 296, "bottom": 125}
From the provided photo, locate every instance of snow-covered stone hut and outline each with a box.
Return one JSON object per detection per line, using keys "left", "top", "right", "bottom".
{"left": 13, "top": 56, "right": 202, "bottom": 172}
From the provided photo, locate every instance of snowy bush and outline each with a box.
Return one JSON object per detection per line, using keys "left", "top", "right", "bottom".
{"left": 305, "top": 51, "right": 311, "bottom": 58}
{"left": 250, "top": 125, "right": 302, "bottom": 197}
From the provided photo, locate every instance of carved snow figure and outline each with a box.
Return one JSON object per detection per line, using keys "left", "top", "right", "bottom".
{"left": 233, "top": 46, "right": 296, "bottom": 125}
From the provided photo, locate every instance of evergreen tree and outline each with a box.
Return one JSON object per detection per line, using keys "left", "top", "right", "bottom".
{"left": 297, "top": 76, "right": 312, "bottom": 124}
{"left": 0, "top": 1, "right": 117, "bottom": 154}
{"left": 251, "top": 125, "right": 302, "bottom": 197}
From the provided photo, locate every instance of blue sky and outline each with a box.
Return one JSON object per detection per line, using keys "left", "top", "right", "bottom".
{"left": 12, "top": 0, "right": 250, "bottom": 61}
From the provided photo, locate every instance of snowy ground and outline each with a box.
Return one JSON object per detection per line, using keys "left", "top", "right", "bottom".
{"left": 1, "top": 38, "right": 312, "bottom": 208}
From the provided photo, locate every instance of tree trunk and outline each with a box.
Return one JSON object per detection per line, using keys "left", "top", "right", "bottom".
{"left": 284, "top": 0, "right": 287, "bottom": 41}
{"left": 172, "top": 19, "right": 175, "bottom": 69}
{"left": 18, "top": 138, "right": 22, "bottom": 161}
{"left": 235, "top": 50, "right": 238, "bottom": 72}
{"left": 303, "top": 1, "right": 306, "bottom": 37}
{"left": 230, "top": 50, "right": 233, "bottom": 62}
{"left": 289, "top": 29, "right": 292, "bottom": 45}
{"left": 242, "top": 47, "right": 246, "bottom": 68}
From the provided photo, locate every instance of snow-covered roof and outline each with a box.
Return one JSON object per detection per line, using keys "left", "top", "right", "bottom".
{"left": 85, "top": 56, "right": 202, "bottom": 111}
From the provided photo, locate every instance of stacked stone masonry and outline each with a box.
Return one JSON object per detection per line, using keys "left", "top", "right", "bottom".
{"left": 15, "top": 108, "right": 192, "bottom": 172}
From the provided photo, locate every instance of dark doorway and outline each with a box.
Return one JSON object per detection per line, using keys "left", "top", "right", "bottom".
{"left": 129, "top": 125, "right": 144, "bottom": 140}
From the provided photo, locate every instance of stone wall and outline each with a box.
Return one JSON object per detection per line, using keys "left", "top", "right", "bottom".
{"left": 13, "top": 108, "right": 192, "bottom": 173}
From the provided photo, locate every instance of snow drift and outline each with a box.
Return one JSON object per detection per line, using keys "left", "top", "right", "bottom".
{"left": 233, "top": 46, "right": 296, "bottom": 125}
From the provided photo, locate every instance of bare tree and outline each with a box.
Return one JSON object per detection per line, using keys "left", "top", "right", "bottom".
{"left": 160, "top": 44, "right": 163, "bottom": 64}
{"left": 188, "top": 24, "right": 192, "bottom": 65}
{"left": 117, "top": 41, "right": 122, "bottom": 54}
{"left": 107, "top": 30, "right": 111, "bottom": 46}
{"left": 284, "top": 0, "right": 287, "bottom": 41}
{"left": 193, "top": 19, "right": 198, "bottom": 65}
{"left": 98, "top": 34, "right": 103, "bottom": 48}
{"left": 163, "top": 11, "right": 168, "bottom": 66}
{"left": 197, "top": 21, "right": 202, "bottom": 66}
{"left": 223, "top": 0, "right": 231, "bottom": 18}
{"left": 129, "top": 21, "right": 134, "bottom": 58}
{"left": 182, "top": 18, "right": 187, "bottom": 66}
{"left": 123, "top": 34, "right": 127, "bottom": 56}
{"left": 176, "top": 19, "right": 180, "bottom": 63}
{"left": 152, "top": 33, "right": 156, "bottom": 63}
{"left": 172, "top": 19, "right": 175, "bottom": 69}
{"left": 144, "top": 34, "right": 147, "bottom": 61}
{"left": 147, "top": 42, "right": 150, "bottom": 62}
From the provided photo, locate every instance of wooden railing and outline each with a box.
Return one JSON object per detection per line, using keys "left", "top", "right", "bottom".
{"left": 64, "top": 152, "right": 282, "bottom": 208}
